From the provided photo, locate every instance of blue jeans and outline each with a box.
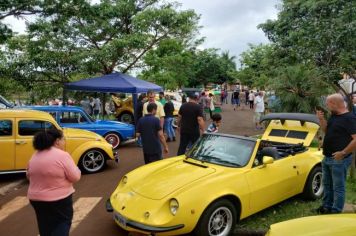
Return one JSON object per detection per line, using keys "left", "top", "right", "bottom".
{"left": 164, "top": 117, "right": 175, "bottom": 139}
{"left": 322, "top": 155, "right": 352, "bottom": 213}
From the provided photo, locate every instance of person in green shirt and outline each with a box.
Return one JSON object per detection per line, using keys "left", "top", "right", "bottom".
{"left": 158, "top": 91, "right": 166, "bottom": 105}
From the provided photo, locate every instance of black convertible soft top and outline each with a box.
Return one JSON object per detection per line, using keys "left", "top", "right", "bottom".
{"left": 260, "top": 113, "right": 320, "bottom": 126}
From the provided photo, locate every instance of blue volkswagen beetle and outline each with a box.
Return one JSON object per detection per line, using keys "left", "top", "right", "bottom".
{"left": 27, "top": 106, "right": 135, "bottom": 149}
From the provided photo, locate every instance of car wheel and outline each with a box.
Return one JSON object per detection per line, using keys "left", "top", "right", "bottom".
{"left": 302, "top": 166, "right": 323, "bottom": 200}
{"left": 194, "top": 199, "right": 237, "bottom": 236}
{"left": 118, "top": 112, "right": 134, "bottom": 124}
{"left": 79, "top": 149, "right": 106, "bottom": 174}
{"left": 104, "top": 132, "right": 121, "bottom": 149}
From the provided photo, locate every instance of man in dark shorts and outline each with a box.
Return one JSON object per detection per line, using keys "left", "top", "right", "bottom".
{"left": 136, "top": 103, "right": 169, "bottom": 164}
{"left": 316, "top": 93, "right": 356, "bottom": 214}
{"left": 177, "top": 94, "right": 205, "bottom": 155}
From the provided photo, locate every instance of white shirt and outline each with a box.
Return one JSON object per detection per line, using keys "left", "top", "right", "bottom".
{"left": 254, "top": 96, "right": 265, "bottom": 113}
{"left": 248, "top": 93, "right": 255, "bottom": 101}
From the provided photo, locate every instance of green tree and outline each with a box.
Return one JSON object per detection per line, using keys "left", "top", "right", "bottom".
{"left": 190, "top": 49, "right": 238, "bottom": 87}
{"left": 238, "top": 44, "right": 279, "bottom": 88}
{"left": 259, "top": 0, "right": 356, "bottom": 82}
{"left": 0, "top": 0, "right": 42, "bottom": 43}
{"left": 1, "top": 0, "right": 200, "bottom": 98}
{"left": 271, "top": 65, "right": 332, "bottom": 113}
{"left": 47, "top": 0, "right": 200, "bottom": 75}
{"left": 141, "top": 38, "right": 196, "bottom": 89}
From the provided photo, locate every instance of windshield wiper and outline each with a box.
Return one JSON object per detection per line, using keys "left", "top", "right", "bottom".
{"left": 200, "top": 155, "right": 241, "bottom": 167}
{"left": 183, "top": 159, "right": 208, "bottom": 168}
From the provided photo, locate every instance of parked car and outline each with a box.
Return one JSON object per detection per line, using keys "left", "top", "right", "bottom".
{"left": 111, "top": 93, "right": 181, "bottom": 126}
{"left": 0, "top": 109, "right": 117, "bottom": 174}
{"left": 266, "top": 214, "right": 356, "bottom": 236}
{"left": 26, "top": 106, "right": 135, "bottom": 149}
{"left": 106, "top": 113, "right": 323, "bottom": 236}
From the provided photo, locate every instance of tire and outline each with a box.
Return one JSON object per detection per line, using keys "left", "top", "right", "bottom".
{"left": 118, "top": 112, "right": 134, "bottom": 124}
{"left": 79, "top": 149, "right": 107, "bottom": 174}
{"left": 302, "top": 166, "right": 323, "bottom": 200}
{"left": 194, "top": 199, "right": 237, "bottom": 236}
{"left": 104, "top": 132, "right": 121, "bottom": 149}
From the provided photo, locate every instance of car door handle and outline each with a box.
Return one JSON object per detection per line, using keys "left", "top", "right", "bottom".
{"left": 15, "top": 141, "right": 27, "bottom": 145}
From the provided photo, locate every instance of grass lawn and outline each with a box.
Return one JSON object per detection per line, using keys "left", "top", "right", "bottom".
{"left": 235, "top": 178, "right": 356, "bottom": 233}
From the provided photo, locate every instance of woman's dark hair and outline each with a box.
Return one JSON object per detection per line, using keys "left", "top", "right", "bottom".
{"left": 33, "top": 129, "right": 63, "bottom": 151}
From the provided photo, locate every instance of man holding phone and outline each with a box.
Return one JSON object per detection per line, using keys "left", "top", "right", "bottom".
{"left": 316, "top": 93, "right": 356, "bottom": 214}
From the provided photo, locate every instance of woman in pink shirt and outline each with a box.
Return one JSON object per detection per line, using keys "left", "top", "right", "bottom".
{"left": 27, "top": 129, "right": 81, "bottom": 236}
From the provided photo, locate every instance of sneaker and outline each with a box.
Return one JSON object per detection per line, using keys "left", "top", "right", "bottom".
{"left": 315, "top": 206, "right": 331, "bottom": 214}
{"left": 172, "top": 137, "right": 176, "bottom": 141}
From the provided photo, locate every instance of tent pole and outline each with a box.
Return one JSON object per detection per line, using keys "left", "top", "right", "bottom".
{"left": 132, "top": 93, "right": 138, "bottom": 124}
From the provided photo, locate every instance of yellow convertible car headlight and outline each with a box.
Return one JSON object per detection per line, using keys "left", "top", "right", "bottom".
{"left": 169, "top": 198, "right": 179, "bottom": 216}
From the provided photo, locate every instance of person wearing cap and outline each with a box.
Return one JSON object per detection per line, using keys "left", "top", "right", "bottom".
{"left": 177, "top": 94, "right": 205, "bottom": 155}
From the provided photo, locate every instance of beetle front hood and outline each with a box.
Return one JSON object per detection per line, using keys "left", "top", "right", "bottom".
{"left": 131, "top": 160, "right": 216, "bottom": 200}
{"left": 63, "top": 128, "right": 103, "bottom": 140}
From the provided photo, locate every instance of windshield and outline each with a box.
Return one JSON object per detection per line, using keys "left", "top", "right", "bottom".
{"left": 186, "top": 134, "right": 256, "bottom": 167}
{"left": 81, "top": 109, "right": 95, "bottom": 122}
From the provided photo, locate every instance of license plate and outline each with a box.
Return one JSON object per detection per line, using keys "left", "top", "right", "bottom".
{"left": 114, "top": 212, "right": 127, "bottom": 227}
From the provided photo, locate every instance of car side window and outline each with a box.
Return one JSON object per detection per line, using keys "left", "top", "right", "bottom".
{"left": 0, "top": 120, "right": 12, "bottom": 136}
{"left": 60, "top": 112, "right": 86, "bottom": 124}
{"left": 18, "top": 120, "right": 56, "bottom": 136}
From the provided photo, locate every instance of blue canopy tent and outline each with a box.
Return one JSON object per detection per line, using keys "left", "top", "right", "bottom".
{"left": 64, "top": 72, "right": 162, "bottom": 121}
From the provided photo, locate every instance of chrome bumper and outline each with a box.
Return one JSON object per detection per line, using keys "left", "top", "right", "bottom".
{"left": 106, "top": 199, "right": 184, "bottom": 233}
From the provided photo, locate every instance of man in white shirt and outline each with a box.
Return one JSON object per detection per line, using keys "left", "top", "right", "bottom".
{"left": 254, "top": 91, "right": 265, "bottom": 129}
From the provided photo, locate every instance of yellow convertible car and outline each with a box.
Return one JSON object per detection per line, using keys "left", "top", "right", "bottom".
{"left": 107, "top": 113, "right": 323, "bottom": 235}
{"left": 0, "top": 109, "right": 117, "bottom": 174}
{"left": 266, "top": 214, "right": 356, "bottom": 236}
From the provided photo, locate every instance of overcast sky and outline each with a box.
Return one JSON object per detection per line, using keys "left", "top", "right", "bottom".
{"left": 174, "top": 0, "right": 280, "bottom": 62}
{"left": 3, "top": 0, "right": 280, "bottom": 62}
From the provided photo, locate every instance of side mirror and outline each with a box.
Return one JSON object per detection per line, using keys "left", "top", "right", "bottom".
{"left": 261, "top": 156, "right": 274, "bottom": 168}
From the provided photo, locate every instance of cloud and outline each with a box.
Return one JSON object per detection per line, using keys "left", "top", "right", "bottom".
{"left": 174, "top": 0, "right": 280, "bottom": 61}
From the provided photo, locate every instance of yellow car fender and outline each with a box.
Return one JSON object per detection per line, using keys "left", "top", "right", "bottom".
{"left": 294, "top": 149, "right": 323, "bottom": 193}
{"left": 165, "top": 170, "right": 251, "bottom": 232}
{"left": 69, "top": 141, "right": 114, "bottom": 164}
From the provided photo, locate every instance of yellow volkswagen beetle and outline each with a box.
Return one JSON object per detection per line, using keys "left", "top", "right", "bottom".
{"left": 266, "top": 214, "right": 356, "bottom": 236}
{"left": 0, "top": 109, "right": 116, "bottom": 174}
{"left": 107, "top": 113, "right": 323, "bottom": 235}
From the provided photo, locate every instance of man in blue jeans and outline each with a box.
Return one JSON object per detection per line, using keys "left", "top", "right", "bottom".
{"left": 316, "top": 93, "right": 356, "bottom": 214}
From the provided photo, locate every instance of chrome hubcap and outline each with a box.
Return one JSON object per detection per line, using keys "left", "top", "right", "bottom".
{"left": 312, "top": 172, "right": 323, "bottom": 197}
{"left": 208, "top": 207, "right": 232, "bottom": 236}
{"left": 105, "top": 134, "right": 120, "bottom": 148}
{"left": 83, "top": 150, "right": 105, "bottom": 172}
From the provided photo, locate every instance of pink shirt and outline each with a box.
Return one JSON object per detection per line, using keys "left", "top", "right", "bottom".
{"left": 27, "top": 147, "right": 81, "bottom": 201}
